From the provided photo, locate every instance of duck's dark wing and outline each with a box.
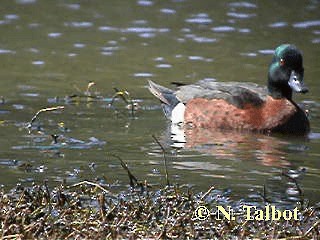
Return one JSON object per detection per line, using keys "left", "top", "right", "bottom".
{"left": 148, "top": 80, "right": 180, "bottom": 106}
{"left": 176, "top": 80, "right": 268, "bottom": 108}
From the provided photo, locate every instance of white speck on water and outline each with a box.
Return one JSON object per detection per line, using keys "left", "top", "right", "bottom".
{"left": 269, "top": 22, "right": 288, "bottom": 28}
{"left": 32, "top": 60, "right": 45, "bottom": 65}
{"left": 160, "top": 8, "right": 176, "bottom": 14}
{"left": 67, "top": 53, "right": 77, "bottom": 57}
{"left": 0, "top": 49, "right": 15, "bottom": 54}
{"left": 293, "top": 20, "right": 320, "bottom": 28}
{"left": 108, "top": 40, "right": 118, "bottom": 45}
{"left": 20, "top": 93, "right": 40, "bottom": 97}
{"left": 133, "top": 72, "right": 154, "bottom": 77}
{"left": 156, "top": 64, "right": 172, "bottom": 68}
{"left": 181, "top": 28, "right": 191, "bottom": 33}
{"left": 211, "top": 26, "right": 235, "bottom": 32}
{"left": 185, "top": 34, "right": 217, "bottom": 43}
{"left": 16, "top": 0, "right": 36, "bottom": 4}
{"left": 188, "top": 56, "right": 204, "bottom": 61}
{"left": 64, "top": 3, "right": 80, "bottom": 10}
{"left": 64, "top": 21, "right": 93, "bottom": 28}
{"left": 12, "top": 104, "right": 25, "bottom": 110}
{"left": 5, "top": 14, "right": 20, "bottom": 20}
{"left": 312, "top": 38, "right": 320, "bottom": 44}
{"left": 101, "top": 46, "right": 119, "bottom": 51}
{"left": 185, "top": 13, "right": 213, "bottom": 24}
{"left": 98, "top": 26, "right": 118, "bottom": 32}
{"left": 28, "top": 22, "right": 40, "bottom": 28}
{"left": 73, "top": 43, "right": 86, "bottom": 48}
{"left": 227, "top": 12, "right": 256, "bottom": 19}
{"left": 258, "top": 49, "right": 274, "bottom": 55}
{"left": 240, "top": 52, "right": 257, "bottom": 57}
{"left": 27, "top": 48, "right": 40, "bottom": 53}
{"left": 154, "top": 57, "right": 165, "bottom": 62}
{"left": 132, "top": 19, "right": 148, "bottom": 25}
{"left": 101, "top": 51, "right": 113, "bottom": 56}
{"left": 48, "top": 32, "right": 62, "bottom": 38}
{"left": 228, "top": 2, "right": 257, "bottom": 8}
{"left": 238, "top": 28, "right": 251, "bottom": 33}
{"left": 137, "top": 0, "right": 153, "bottom": 6}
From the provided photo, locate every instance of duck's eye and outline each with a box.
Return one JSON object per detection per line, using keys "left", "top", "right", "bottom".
{"left": 280, "top": 58, "right": 285, "bottom": 66}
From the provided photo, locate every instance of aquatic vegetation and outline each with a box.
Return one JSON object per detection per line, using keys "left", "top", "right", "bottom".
{"left": 0, "top": 180, "right": 318, "bottom": 239}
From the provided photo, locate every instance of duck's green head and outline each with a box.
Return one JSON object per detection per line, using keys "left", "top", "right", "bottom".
{"left": 268, "top": 44, "right": 308, "bottom": 99}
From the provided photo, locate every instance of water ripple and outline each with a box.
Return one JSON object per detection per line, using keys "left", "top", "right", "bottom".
{"left": 67, "top": 53, "right": 77, "bottom": 57}
{"left": 132, "top": 20, "right": 148, "bottom": 25}
{"left": 312, "top": 38, "right": 320, "bottom": 44}
{"left": 16, "top": 0, "right": 36, "bottom": 4}
{"left": 227, "top": 12, "right": 256, "bottom": 19}
{"left": 185, "top": 13, "right": 213, "bottom": 24}
{"left": 293, "top": 20, "right": 320, "bottom": 28}
{"left": 27, "top": 48, "right": 40, "bottom": 53}
{"left": 240, "top": 52, "right": 257, "bottom": 57}
{"left": 101, "top": 46, "right": 119, "bottom": 51}
{"left": 258, "top": 49, "right": 274, "bottom": 55}
{"left": 0, "top": 49, "right": 16, "bottom": 54}
{"left": 160, "top": 8, "right": 176, "bottom": 14}
{"left": 32, "top": 60, "right": 45, "bottom": 65}
{"left": 153, "top": 57, "right": 165, "bottom": 62}
{"left": 228, "top": 2, "right": 257, "bottom": 8}
{"left": 63, "top": 3, "right": 81, "bottom": 10}
{"left": 238, "top": 28, "right": 251, "bottom": 33}
{"left": 269, "top": 22, "right": 288, "bottom": 28}
{"left": 122, "top": 27, "right": 170, "bottom": 38}
{"left": 98, "top": 26, "right": 118, "bottom": 32}
{"left": 28, "top": 23, "right": 40, "bottom": 28}
{"left": 188, "top": 56, "right": 213, "bottom": 62}
{"left": 5, "top": 14, "right": 20, "bottom": 20}
{"left": 308, "top": 132, "right": 320, "bottom": 140}
{"left": 20, "top": 93, "right": 40, "bottom": 97}
{"left": 12, "top": 137, "right": 106, "bottom": 151}
{"left": 155, "top": 64, "right": 172, "bottom": 68}
{"left": 74, "top": 43, "right": 86, "bottom": 48}
{"left": 0, "top": 110, "right": 10, "bottom": 114}
{"left": 48, "top": 32, "right": 62, "bottom": 38}
{"left": 12, "top": 104, "right": 25, "bottom": 110}
{"left": 64, "top": 21, "right": 93, "bottom": 28}
{"left": 133, "top": 72, "right": 154, "bottom": 77}
{"left": 123, "top": 27, "right": 169, "bottom": 33}
{"left": 185, "top": 34, "right": 217, "bottom": 43}
{"left": 137, "top": 0, "right": 153, "bottom": 6}
{"left": 211, "top": 26, "right": 235, "bottom": 32}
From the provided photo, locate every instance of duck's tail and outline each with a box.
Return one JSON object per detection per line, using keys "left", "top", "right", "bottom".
{"left": 148, "top": 80, "right": 181, "bottom": 120}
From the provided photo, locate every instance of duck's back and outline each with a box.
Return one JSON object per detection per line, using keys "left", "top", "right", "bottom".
{"left": 175, "top": 80, "right": 268, "bottom": 109}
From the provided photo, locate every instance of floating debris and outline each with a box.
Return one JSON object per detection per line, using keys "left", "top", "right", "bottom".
{"left": 26, "top": 106, "right": 65, "bottom": 133}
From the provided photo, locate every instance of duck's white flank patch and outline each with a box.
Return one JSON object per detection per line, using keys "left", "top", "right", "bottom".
{"left": 171, "top": 102, "right": 185, "bottom": 124}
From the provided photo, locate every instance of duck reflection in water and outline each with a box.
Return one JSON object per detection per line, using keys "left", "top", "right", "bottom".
{"left": 170, "top": 123, "right": 298, "bottom": 167}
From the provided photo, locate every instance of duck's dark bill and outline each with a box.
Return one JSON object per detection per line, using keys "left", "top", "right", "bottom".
{"left": 288, "top": 70, "right": 308, "bottom": 93}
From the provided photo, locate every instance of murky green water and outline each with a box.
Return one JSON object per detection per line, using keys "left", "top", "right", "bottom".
{"left": 0, "top": 0, "right": 319, "bottom": 204}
